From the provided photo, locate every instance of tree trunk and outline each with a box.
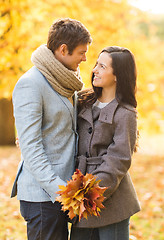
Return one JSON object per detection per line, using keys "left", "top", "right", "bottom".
{"left": 0, "top": 98, "right": 15, "bottom": 145}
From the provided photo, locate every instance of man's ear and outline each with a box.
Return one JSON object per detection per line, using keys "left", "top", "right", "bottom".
{"left": 59, "top": 44, "right": 69, "bottom": 56}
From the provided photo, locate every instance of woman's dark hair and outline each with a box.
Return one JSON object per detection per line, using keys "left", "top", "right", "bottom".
{"left": 47, "top": 18, "right": 92, "bottom": 54}
{"left": 78, "top": 46, "right": 137, "bottom": 108}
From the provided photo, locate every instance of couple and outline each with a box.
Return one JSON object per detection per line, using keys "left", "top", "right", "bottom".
{"left": 11, "top": 18, "right": 140, "bottom": 240}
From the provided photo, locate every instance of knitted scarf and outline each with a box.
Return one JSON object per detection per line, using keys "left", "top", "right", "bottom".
{"left": 31, "top": 45, "right": 83, "bottom": 98}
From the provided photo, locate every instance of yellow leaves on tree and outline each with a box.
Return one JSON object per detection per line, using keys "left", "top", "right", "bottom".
{"left": 0, "top": 0, "right": 163, "bottom": 132}
{"left": 56, "top": 169, "right": 107, "bottom": 221}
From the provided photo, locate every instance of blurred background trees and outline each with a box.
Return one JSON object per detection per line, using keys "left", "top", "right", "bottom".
{"left": 0, "top": 0, "right": 164, "bottom": 144}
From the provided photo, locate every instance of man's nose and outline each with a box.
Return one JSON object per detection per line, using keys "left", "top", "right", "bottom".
{"left": 82, "top": 54, "right": 87, "bottom": 62}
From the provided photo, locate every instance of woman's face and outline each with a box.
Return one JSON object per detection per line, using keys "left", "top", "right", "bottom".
{"left": 92, "top": 52, "right": 116, "bottom": 90}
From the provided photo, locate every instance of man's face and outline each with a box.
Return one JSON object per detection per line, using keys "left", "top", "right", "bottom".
{"left": 60, "top": 44, "right": 88, "bottom": 71}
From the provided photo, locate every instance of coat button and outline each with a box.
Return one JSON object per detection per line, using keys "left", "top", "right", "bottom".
{"left": 88, "top": 127, "right": 92, "bottom": 134}
{"left": 86, "top": 152, "right": 89, "bottom": 157}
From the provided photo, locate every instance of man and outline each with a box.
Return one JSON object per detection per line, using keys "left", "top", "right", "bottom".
{"left": 11, "top": 18, "right": 92, "bottom": 240}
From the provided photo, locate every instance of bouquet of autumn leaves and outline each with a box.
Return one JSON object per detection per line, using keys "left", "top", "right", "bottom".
{"left": 56, "top": 169, "right": 108, "bottom": 221}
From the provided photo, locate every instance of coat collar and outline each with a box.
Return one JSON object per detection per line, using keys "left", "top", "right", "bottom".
{"left": 78, "top": 105, "right": 93, "bottom": 126}
{"left": 78, "top": 98, "right": 119, "bottom": 125}
{"left": 98, "top": 98, "right": 119, "bottom": 124}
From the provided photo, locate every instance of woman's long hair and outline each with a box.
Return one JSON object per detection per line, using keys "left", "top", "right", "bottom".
{"left": 78, "top": 46, "right": 137, "bottom": 109}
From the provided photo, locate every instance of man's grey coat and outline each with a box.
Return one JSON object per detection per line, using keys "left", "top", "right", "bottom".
{"left": 12, "top": 66, "right": 76, "bottom": 203}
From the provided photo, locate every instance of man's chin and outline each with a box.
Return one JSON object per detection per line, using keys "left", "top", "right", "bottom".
{"left": 66, "top": 66, "right": 77, "bottom": 71}
{"left": 71, "top": 67, "right": 78, "bottom": 72}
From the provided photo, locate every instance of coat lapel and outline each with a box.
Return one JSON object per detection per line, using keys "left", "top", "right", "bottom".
{"left": 78, "top": 99, "right": 119, "bottom": 125}
{"left": 98, "top": 98, "right": 119, "bottom": 124}
{"left": 78, "top": 106, "right": 93, "bottom": 126}
{"left": 61, "top": 95, "right": 74, "bottom": 118}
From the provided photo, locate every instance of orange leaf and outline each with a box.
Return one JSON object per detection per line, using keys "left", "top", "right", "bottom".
{"left": 56, "top": 169, "right": 108, "bottom": 221}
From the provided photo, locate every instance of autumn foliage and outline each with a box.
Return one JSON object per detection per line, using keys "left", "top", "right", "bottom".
{"left": 0, "top": 0, "right": 164, "bottom": 134}
{"left": 56, "top": 169, "right": 107, "bottom": 221}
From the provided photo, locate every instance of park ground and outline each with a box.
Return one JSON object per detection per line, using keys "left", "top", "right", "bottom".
{"left": 0, "top": 133, "right": 163, "bottom": 240}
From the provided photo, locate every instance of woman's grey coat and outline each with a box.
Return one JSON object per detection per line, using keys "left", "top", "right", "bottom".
{"left": 74, "top": 99, "right": 141, "bottom": 228}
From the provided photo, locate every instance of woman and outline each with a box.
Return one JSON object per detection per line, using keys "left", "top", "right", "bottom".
{"left": 70, "top": 46, "right": 141, "bottom": 240}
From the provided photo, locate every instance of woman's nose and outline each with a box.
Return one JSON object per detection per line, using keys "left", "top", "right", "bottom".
{"left": 92, "top": 65, "right": 98, "bottom": 73}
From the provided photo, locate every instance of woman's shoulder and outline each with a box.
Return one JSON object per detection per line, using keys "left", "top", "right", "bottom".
{"left": 118, "top": 103, "right": 137, "bottom": 113}
{"left": 114, "top": 102, "right": 137, "bottom": 123}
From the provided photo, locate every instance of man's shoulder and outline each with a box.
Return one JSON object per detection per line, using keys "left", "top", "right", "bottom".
{"left": 19, "top": 66, "right": 45, "bottom": 84}
{"left": 13, "top": 67, "right": 48, "bottom": 99}
{"left": 13, "top": 67, "right": 47, "bottom": 94}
